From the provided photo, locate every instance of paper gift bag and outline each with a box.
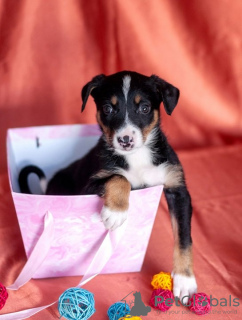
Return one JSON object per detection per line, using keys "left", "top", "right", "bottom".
{"left": 7, "top": 124, "right": 163, "bottom": 279}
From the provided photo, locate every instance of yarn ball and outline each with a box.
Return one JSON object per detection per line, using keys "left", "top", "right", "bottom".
{"left": 188, "top": 293, "right": 211, "bottom": 315}
{"left": 107, "top": 302, "right": 130, "bottom": 320}
{"left": 150, "top": 289, "right": 174, "bottom": 312}
{"left": 58, "top": 287, "right": 95, "bottom": 320}
{"left": 151, "top": 271, "right": 173, "bottom": 291}
{"left": 0, "top": 283, "right": 8, "bottom": 310}
{"left": 118, "top": 316, "right": 142, "bottom": 320}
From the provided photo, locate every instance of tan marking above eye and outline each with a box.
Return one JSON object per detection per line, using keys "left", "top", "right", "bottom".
{"left": 111, "top": 95, "right": 118, "bottom": 105}
{"left": 134, "top": 94, "right": 141, "bottom": 104}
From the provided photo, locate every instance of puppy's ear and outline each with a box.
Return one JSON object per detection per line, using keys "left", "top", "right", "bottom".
{"left": 81, "top": 74, "right": 106, "bottom": 112}
{"left": 151, "top": 75, "right": 180, "bottom": 115}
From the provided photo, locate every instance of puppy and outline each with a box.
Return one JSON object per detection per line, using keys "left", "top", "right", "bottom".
{"left": 19, "top": 71, "right": 197, "bottom": 302}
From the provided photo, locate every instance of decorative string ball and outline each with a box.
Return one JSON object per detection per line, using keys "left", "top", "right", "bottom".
{"left": 58, "top": 287, "right": 95, "bottom": 320}
{"left": 150, "top": 288, "right": 174, "bottom": 312}
{"left": 107, "top": 302, "right": 131, "bottom": 320}
{"left": 151, "top": 271, "right": 172, "bottom": 291}
{"left": 0, "top": 283, "right": 8, "bottom": 311}
{"left": 118, "top": 316, "right": 142, "bottom": 320}
{"left": 188, "top": 293, "right": 211, "bottom": 315}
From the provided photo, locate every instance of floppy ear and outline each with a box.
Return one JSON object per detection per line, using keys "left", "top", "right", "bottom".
{"left": 81, "top": 74, "right": 106, "bottom": 112}
{"left": 151, "top": 75, "right": 180, "bottom": 115}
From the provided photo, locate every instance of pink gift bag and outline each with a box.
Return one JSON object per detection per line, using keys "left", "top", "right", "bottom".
{"left": 7, "top": 124, "right": 163, "bottom": 279}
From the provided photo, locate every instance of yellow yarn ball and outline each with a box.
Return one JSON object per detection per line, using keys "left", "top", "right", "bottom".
{"left": 118, "top": 315, "right": 142, "bottom": 320}
{"left": 151, "top": 271, "right": 173, "bottom": 291}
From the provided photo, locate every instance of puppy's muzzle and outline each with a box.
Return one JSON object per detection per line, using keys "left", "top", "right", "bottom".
{"left": 117, "top": 135, "right": 134, "bottom": 150}
{"left": 113, "top": 125, "right": 143, "bottom": 153}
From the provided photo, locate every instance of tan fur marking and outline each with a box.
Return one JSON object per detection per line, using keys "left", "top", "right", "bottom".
{"left": 104, "top": 175, "right": 131, "bottom": 211}
{"left": 96, "top": 111, "right": 113, "bottom": 144}
{"left": 164, "top": 164, "right": 184, "bottom": 188}
{"left": 171, "top": 215, "right": 193, "bottom": 276}
{"left": 134, "top": 94, "right": 141, "bottom": 104}
{"left": 92, "top": 169, "right": 119, "bottom": 180}
{"left": 111, "top": 95, "right": 118, "bottom": 105}
{"left": 142, "top": 110, "right": 159, "bottom": 141}
{"left": 93, "top": 170, "right": 113, "bottom": 180}
{"left": 173, "top": 245, "right": 193, "bottom": 276}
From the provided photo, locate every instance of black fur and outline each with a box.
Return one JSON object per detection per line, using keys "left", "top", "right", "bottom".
{"left": 18, "top": 165, "right": 45, "bottom": 194}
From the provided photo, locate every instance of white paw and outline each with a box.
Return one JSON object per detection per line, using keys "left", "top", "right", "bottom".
{"left": 172, "top": 273, "right": 197, "bottom": 305}
{"left": 101, "top": 206, "right": 128, "bottom": 230}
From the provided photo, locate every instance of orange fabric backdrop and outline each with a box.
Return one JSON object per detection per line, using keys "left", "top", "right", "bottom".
{"left": 1, "top": 1, "right": 242, "bottom": 319}
{"left": 1, "top": 0, "right": 242, "bottom": 174}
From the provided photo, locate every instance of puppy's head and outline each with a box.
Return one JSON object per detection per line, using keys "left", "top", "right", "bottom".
{"left": 81, "top": 71, "right": 179, "bottom": 155}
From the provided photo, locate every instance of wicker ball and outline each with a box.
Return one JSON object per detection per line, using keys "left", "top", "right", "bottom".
{"left": 107, "top": 302, "right": 130, "bottom": 320}
{"left": 188, "top": 293, "right": 211, "bottom": 315}
{"left": 150, "top": 289, "right": 174, "bottom": 312}
{"left": 151, "top": 271, "right": 173, "bottom": 291}
{"left": 0, "top": 283, "right": 8, "bottom": 311}
{"left": 118, "top": 316, "right": 142, "bottom": 320}
{"left": 58, "top": 287, "right": 95, "bottom": 320}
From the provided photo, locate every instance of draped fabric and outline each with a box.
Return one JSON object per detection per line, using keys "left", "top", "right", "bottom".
{"left": 0, "top": 1, "right": 242, "bottom": 319}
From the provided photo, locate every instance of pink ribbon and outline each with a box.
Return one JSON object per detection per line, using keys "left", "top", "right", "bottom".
{"left": 7, "top": 211, "right": 54, "bottom": 291}
{"left": 0, "top": 211, "right": 127, "bottom": 319}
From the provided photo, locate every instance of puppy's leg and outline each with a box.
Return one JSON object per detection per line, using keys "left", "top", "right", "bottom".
{"left": 164, "top": 186, "right": 197, "bottom": 305}
{"left": 101, "top": 175, "right": 131, "bottom": 230}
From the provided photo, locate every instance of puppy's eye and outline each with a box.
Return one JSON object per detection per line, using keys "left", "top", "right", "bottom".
{"left": 138, "top": 104, "right": 151, "bottom": 114}
{"left": 103, "top": 105, "right": 113, "bottom": 115}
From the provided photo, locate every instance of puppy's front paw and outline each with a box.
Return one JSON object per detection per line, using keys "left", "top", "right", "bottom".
{"left": 172, "top": 273, "right": 197, "bottom": 305}
{"left": 101, "top": 206, "right": 128, "bottom": 230}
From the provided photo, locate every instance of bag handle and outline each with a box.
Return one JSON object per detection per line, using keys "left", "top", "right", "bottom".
{"left": 0, "top": 211, "right": 127, "bottom": 319}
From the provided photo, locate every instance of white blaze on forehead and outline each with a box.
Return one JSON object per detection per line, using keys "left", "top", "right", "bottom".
{"left": 122, "top": 75, "right": 131, "bottom": 102}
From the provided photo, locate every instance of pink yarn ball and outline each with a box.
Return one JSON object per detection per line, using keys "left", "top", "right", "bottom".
{"left": 150, "top": 289, "right": 174, "bottom": 312}
{"left": 188, "top": 293, "right": 211, "bottom": 315}
{"left": 0, "top": 283, "right": 8, "bottom": 311}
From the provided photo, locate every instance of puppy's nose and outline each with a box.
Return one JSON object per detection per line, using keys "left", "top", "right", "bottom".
{"left": 118, "top": 135, "right": 131, "bottom": 144}
{"left": 123, "top": 135, "right": 130, "bottom": 143}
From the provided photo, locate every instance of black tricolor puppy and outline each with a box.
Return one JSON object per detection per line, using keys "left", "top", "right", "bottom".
{"left": 19, "top": 71, "right": 197, "bottom": 302}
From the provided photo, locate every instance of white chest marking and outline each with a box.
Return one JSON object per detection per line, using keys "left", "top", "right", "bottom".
{"left": 122, "top": 75, "right": 131, "bottom": 102}
{"left": 118, "top": 146, "right": 181, "bottom": 189}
